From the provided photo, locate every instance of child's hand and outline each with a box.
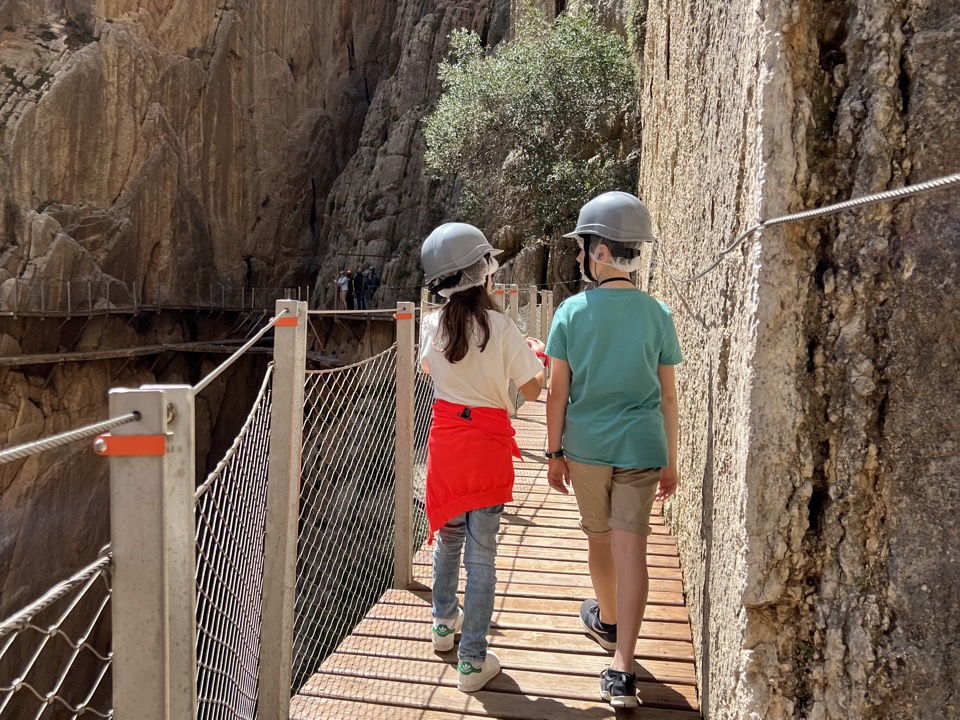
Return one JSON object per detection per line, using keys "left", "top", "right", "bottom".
{"left": 655, "top": 468, "right": 679, "bottom": 501}
{"left": 547, "top": 457, "right": 570, "bottom": 494}
{"left": 526, "top": 337, "right": 546, "bottom": 355}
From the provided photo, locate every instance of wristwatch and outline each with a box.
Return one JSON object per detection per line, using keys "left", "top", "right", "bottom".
{"left": 544, "top": 449, "right": 564, "bottom": 459}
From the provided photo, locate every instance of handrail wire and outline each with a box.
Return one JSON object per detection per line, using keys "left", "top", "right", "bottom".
{"left": 0, "top": 555, "right": 112, "bottom": 637}
{"left": 0, "top": 413, "right": 139, "bottom": 466}
{"left": 195, "top": 365, "right": 275, "bottom": 503}
{"left": 306, "top": 309, "right": 398, "bottom": 316}
{"left": 663, "top": 172, "right": 960, "bottom": 284}
{"left": 193, "top": 308, "right": 289, "bottom": 394}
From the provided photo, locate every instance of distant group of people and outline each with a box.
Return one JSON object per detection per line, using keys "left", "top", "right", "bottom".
{"left": 335, "top": 266, "right": 380, "bottom": 310}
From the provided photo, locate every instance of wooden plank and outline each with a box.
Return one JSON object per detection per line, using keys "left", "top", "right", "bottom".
{"left": 311, "top": 654, "right": 698, "bottom": 710}
{"left": 294, "top": 677, "right": 701, "bottom": 720}
{"left": 349, "top": 618, "right": 695, "bottom": 661}
{"left": 478, "top": 543, "right": 680, "bottom": 567}
{"left": 412, "top": 554, "right": 683, "bottom": 580}
{"left": 330, "top": 633, "right": 697, "bottom": 685}
{"left": 409, "top": 566, "right": 684, "bottom": 593}
{"left": 378, "top": 589, "right": 691, "bottom": 624}
{"left": 365, "top": 602, "right": 693, "bottom": 642}
{"left": 497, "top": 524, "right": 675, "bottom": 539}
{"left": 493, "top": 534, "right": 680, "bottom": 555}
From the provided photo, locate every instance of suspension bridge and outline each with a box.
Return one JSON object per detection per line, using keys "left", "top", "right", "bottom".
{"left": 0, "top": 286, "right": 701, "bottom": 719}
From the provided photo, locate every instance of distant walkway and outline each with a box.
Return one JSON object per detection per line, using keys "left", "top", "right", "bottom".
{"left": 292, "top": 395, "right": 702, "bottom": 719}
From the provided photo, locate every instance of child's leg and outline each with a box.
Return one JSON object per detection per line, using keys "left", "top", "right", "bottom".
{"left": 433, "top": 515, "right": 466, "bottom": 620}
{"left": 587, "top": 535, "right": 618, "bottom": 624}
{"left": 568, "top": 460, "right": 617, "bottom": 623}
{"left": 607, "top": 467, "right": 660, "bottom": 671}
{"left": 458, "top": 504, "right": 503, "bottom": 665}
{"left": 610, "top": 529, "right": 649, "bottom": 672}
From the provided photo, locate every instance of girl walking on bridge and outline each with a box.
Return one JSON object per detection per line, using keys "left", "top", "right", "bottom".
{"left": 419, "top": 222, "right": 547, "bottom": 693}
{"left": 544, "top": 192, "right": 683, "bottom": 709}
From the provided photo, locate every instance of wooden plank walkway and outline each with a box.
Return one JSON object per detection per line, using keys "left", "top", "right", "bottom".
{"left": 292, "top": 396, "right": 701, "bottom": 719}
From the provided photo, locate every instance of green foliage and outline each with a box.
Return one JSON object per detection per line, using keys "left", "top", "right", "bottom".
{"left": 424, "top": 6, "right": 638, "bottom": 238}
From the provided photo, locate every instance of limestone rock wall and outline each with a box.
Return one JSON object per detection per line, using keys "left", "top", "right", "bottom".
{"left": 310, "top": 0, "right": 512, "bottom": 309}
{"left": 640, "top": 0, "right": 960, "bottom": 718}
{"left": 1, "top": 0, "right": 398, "bottom": 301}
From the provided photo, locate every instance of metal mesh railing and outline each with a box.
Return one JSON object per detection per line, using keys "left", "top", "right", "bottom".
{"left": 194, "top": 367, "right": 274, "bottom": 720}
{"left": 0, "top": 556, "right": 113, "bottom": 719}
{"left": 292, "top": 346, "right": 399, "bottom": 691}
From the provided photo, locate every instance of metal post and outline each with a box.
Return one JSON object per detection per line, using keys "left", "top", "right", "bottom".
{"left": 508, "top": 284, "right": 519, "bottom": 323}
{"left": 526, "top": 286, "right": 537, "bottom": 338}
{"left": 87, "top": 280, "right": 93, "bottom": 315}
{"left": 493, "top": 283, "right": 505, "bottom": 310}
{"left": 260, "top": 300, "right": 308, "bottom": 720}
{"left": 106, "top": 386, "right": 197, "bottom": 720}
{"left": 541, "top": 290, "right": 554, "bottom": 342}
{"left": 394, "top": 301, "right": 415, "bottom": 590}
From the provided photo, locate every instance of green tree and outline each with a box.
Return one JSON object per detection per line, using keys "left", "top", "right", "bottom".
{"left": 424, "top": 6, "right": 639, "bottom": 240}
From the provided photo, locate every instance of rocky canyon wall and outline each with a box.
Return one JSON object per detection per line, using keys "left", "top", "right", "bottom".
{"left": 0, "top": 0, "right": 511, "bottom": 611}
{"left": 639, "top": 0, "right": 960, "bottom": 718}
{"left": 1, "top": 0, "right": 402, "bottom": 303}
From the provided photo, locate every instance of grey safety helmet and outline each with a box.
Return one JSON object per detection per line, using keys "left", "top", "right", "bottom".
{"left": 563, "top": 191, "right": 655, "bottom": 244}
{"left": 421, "top": 222, "right": 503, "bottom": 288}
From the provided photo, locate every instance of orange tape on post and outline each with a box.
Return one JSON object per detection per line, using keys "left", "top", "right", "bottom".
{"left": 395, "top": 313, "right": 414, "bottom": 320}
{"left": 275, "top": 317, "right": 299, "bottom": 327}
{"left": 93, "top": 434, "right": 167, "bottom": 457}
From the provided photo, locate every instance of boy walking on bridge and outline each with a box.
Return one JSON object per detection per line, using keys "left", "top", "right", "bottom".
{"left": 544, "top": 192, "right": 682, "bottom": 709}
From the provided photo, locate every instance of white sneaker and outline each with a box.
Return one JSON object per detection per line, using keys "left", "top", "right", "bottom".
{"left": 432, "top": 608, "right": 463, "bottom": 651}
{"left": 457, "top": 651, "right": 501, "bottom": 693}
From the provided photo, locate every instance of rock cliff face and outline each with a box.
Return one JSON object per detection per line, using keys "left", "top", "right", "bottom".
{"left": 638, "top": 0, "right": 960, "bottom": 717}
{"left": 1, "top": 0, "right": 403, "bottom": 303}
{"left": 310, "top": 0, "right": 512, "bottom": 308}
{"left": 1, "top": 0, "right": 511, "bottom": 611}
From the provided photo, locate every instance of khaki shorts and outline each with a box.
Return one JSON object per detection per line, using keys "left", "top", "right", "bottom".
{"left": 567, "top": 459, "right": 662, "bottom": 537}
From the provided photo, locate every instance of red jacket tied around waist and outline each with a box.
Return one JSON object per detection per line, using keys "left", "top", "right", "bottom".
{"left": 425, "top": 399, "right": 521, "bottom": 542}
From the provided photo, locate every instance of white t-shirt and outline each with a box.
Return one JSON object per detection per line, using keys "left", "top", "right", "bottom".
{"left": 419, "top": 308, "right": 542, "bottom": 412}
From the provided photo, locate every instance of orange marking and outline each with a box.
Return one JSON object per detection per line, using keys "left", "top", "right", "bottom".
{"left": 94, "top": 434, "right": 166, "bottom": 457}
{"left": 275, "top": 317, "right": 299, "bottom": 327}
{"left": 395, "top": 313, "right": 414, "bottom": 320}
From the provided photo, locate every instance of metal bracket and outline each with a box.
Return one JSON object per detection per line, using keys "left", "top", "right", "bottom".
{"left": 93, "top": 434, "right": 167, "bottom": 456}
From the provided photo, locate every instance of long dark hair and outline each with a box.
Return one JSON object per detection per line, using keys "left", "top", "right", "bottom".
{"left": 439, "top": 285, "right": 503, "bottom": 363}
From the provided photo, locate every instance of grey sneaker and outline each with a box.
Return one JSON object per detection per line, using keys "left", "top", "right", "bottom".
{"left": 457, "top": 651, "right": 501, "bottom": 692}
{"left": 600, "top": 668, "right": 639, "bottom": 708}
{"left": 432, "top": 608, "right": 463, "bottom": 652}
{"left": 580, "top": 599, "right": 617, "bottom": 651}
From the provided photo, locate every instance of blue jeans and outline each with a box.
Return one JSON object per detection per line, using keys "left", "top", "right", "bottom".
{"left": 432, "top": 504, "right": 503, "bottom": 665}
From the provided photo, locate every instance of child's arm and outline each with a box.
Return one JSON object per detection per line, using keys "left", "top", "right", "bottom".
{"left": 518, "top": 337, "right": 547, "bottom": 400}
{"left": 545, "top": 358, "right": 572, "bottom": 494}
{"left": 656, "top": 363, "right": 680, "bottom": 500}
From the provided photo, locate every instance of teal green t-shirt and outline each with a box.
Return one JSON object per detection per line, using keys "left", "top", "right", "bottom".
{"left": 545, "top": 288, "right": 683, "bottom": 468}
